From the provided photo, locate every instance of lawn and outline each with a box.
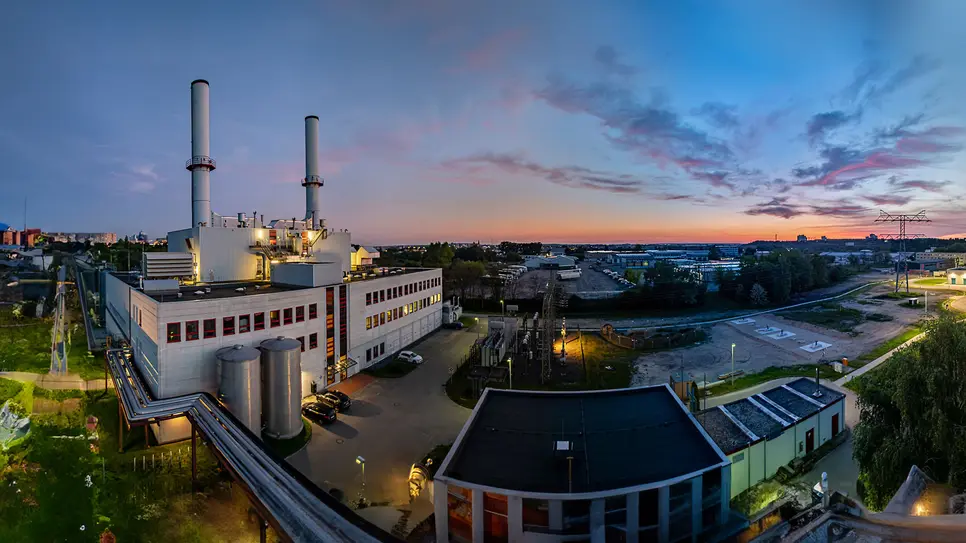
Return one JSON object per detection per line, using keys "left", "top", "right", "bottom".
{"left": 363, "top": 360, "right": 418, "bottom": 378}
{"left": 0, "top": 308, "right": 102, "bottom": 380}
{"left": 778, "top": 303, "right": 864, "bottom": 333}
{"left": 702, "top": 364, "right": 840, "bottom": 398}
{"left": 915, "top": 278, "right": 948, "bottom": 286}
{"left": 851, "top": 326, "right": 922, "bottom": 367}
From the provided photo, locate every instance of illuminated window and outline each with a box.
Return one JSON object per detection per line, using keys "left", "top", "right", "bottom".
{"left": 309, "top": 332, "right": 318, "bottom": 349}
{"left": 309, "top": 303, "right": 318, "bottom": 319}
{"left": 239, "top": 314, "right": 250, "bottom": 333}
{"left": 283, "top": 308, "right": 293, "bottom": 325}
{"left": 393, "top": 308, "right": 398, "bottom": 319}
{"left": 366, "top": 292, "right": 372, "bottom": 305}
{"left": 203, "top": 318, "right": 216, "bottom": 339}
{"left": 270, "top": 310, "right": 280, "bottom": 327}
{"left": 366, "top": 316, "right": 372, "bottom": 330}
{"left": 254, "top": 312, "right": 265, "bottom": 330}
{"left": 167, "top": 322, "right": 181, "bottom": 343}
{"left": 223, "top": 316, "right": 235, "bottom": 336}
{"left": 380, "top": 312, "right": 385, "bottom": 325}
{"left": 386, "top": 310, "right": 392, "bottom": 322}
{"left": 297, "top": 336, "right": 305, "bottom": 352}
{"left": 373, "top": 314, "right": 378, "bottom": 328}
{"left": 403, "top": 305, "right": 409, "bottom": 316}
{"left": 185, "top": 320, "right": 199, "bottom": 341}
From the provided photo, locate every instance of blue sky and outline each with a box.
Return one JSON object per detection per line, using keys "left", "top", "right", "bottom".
{"left": 2, "top": 0, "right": 965, "bottom": 243}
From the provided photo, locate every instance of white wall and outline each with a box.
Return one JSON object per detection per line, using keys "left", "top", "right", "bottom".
{"left": 764, "top": 429, "right": 795, "bottom": 479}
{"left": 197, "top": 227, "right": 260, "bottom": 282}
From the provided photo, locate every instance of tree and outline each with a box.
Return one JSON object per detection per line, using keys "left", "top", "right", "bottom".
{"left": 853, "top": 317, "right": 966, "bottom": 510}
{"left": 624, "top": 269, "right": 641, "bottom": 284}
{"left": 454, "top": 243, "right": 486, "bottom": 262}
{"left": 448, "top": 260, "right": 486, "bottom": 301}
{"left": 749, "top": 283, "right": 769, "bottom": 306}
{"left": 708, "top": 245, "right": 722, "bottom": 260}
{"left": 422, "top": 242, "right": 454, "bottom": 268}
{"left": 847, "top": 254, "right": 860, "bottom": 268}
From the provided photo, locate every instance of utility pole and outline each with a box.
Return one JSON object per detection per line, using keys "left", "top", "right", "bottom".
{"left": 875, "top": 210, "right": 930, "bottom": 293}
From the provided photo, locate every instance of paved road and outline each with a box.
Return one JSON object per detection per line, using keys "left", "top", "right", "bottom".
{"left": 288, "top": 322, "right": 486, "bottom": 516}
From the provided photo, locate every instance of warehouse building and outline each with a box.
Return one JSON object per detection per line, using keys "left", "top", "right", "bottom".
{"left": 433, "top": 386, "right": 748, "bottom": 542}
{"left": 103, "top": 80, "right": 442, "bottom": 442}
{"left": 695, "top": 378, "right": 846, "bottom": 499}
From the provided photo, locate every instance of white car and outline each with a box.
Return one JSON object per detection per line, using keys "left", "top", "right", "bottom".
{"left": 397, "top": 351, "right": 424, "bottom": 365}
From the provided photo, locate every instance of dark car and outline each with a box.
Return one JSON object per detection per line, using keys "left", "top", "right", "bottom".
{"left": 302, "top": 402, "right": 337, "bottom": 425}
{"left": 443, "top": 321, "right": 464, "bottom": 330}
{"left": 316, "top": 390, "right": 351, "bottom": 412}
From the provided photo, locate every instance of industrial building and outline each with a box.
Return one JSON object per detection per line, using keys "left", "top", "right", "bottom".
{"left": 103, "top": 80, "right": 442, "bottom": 442}
{"left": 946, "top": 267, "right": 966, "bottom": 285}
{"left": 695, "top": 378, "right": 846, "bottom": 499}
{"left": 433, "top": 386, "right": 747, "bottom": 542}
{"left": 523, "top": 254, "right": 577, "bottom": 269}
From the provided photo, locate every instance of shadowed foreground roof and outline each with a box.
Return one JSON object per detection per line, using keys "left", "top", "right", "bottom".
{"left": 441, "top": 386, "right": 724, "bottom": 494}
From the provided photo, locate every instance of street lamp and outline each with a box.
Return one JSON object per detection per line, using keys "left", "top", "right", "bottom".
{"left": 731, "top": 343, "right": 736, "bottom": 387}
{"left": 508, "top": 357, "right": 513, "bottom": 390}
{"left": 500, "top": 299, "right": 505, "bottom": 319}
{"left": 355, "top": 456, "right": 366, "bottom": 498}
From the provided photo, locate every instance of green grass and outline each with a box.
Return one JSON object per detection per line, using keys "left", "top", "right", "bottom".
{"left": 364, "top": 360, "right": 418, "bottom": 378}
{"left": 852, "top": 326, "right": 922, "bottom": 367}
{"left": 458, "top": 316, "right": 478, "bottom": 328}
{"left": 0, "top": 311, "right": 102, "bottom": 380}
{"left": 702, "top": 364, "right": 840, "bottom": 398}
{"left": 262, "top": 417, "right": 312, "bottom": 459}
{"left": 0, "top": 377, "right": 23, "bottom": 403}
{"left": 875, "top": 291, "right": 921, "bottom": 299}
{"left": 778, "top": 303, "right": 864, "bottom": 333}
{"left": 915, "top": 277, "right": 947, "bottom": 286}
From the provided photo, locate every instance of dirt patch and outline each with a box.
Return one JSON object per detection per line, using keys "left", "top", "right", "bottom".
{"left": 31, "top": 398, "right": 82, "bottom": 414}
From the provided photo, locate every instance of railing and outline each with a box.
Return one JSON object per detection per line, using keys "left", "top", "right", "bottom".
{"left": 185, "top": 156, "right": 216, "bottom": 170}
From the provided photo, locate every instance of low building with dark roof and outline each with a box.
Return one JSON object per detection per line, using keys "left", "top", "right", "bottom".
{"left": 433, "top": 385, "right": 748, "bottom": 543}
{"left": 696, "top": 378, "right": 846, "bottom": 499}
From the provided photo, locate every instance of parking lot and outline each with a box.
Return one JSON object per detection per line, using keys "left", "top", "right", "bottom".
{"left": 287, "top": 322, "right": 486, "bottom": 529}
{"left": 511, "top": 261, "right": 626, "bottom": 299}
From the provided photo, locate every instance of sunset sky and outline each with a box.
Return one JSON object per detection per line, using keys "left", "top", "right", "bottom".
{"left": 2, "top": 0, "right": 966, "bottom": 244}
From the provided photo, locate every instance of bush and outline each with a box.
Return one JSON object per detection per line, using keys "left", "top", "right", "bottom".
{"left": 4, "top": 400, "right": 27, "bottom": 418}
{"left": 866, "top": 313, "right": 894, "bottom": 322}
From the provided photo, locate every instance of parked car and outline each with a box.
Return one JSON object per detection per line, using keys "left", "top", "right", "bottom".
{"left": 302, "top": 402, "right": 337, "bottom": 425}
{"left": 397, "top": 350, "right": 424, "bottom": 365}
{"left": 316, "top": 390, "right": 351, "bottom": 412}
{"left": 443, "top": 321, "right": 464, "bottom": 330}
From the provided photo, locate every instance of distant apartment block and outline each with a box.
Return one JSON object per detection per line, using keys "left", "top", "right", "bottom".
{"left": 47, "top": 232, "right": 118, "bottom": 244}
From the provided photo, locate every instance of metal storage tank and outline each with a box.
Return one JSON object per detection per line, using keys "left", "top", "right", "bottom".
{"left": 259, "top": 336, "right": 303, "bottom": 439}
{"left": 216, "top": 345, "right": 262, "bottom": 434}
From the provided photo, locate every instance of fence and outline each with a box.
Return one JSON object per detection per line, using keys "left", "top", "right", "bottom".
{"left": 600, "top": 324, "right": 636, "bottom": 349}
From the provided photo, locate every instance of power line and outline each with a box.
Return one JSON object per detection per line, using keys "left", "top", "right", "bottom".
{"left": 875, "top": 210, "right": 930, "bottom": 293}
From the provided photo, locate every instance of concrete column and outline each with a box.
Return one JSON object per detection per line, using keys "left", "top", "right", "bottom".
{"left": 508, "top": 495, "right": 523, "bottom": 542}
{"left": 434, "top": 481, "right": 448, "bottom": 541}
{"left": 472, "top": 489, "right": 484, "bottom": 542}
{"left": 626, "top": 492, "right": 640, "bottom": 543}
{"left": 549, "top": 500, "right": 563, "bottom": 532}
{"left": 720, "top": 467, "right": 731, "bottom": 520}
{"left": 658, "top": 486, "right": 670, "bottom": 543}
{"left": 590, "top": 499, "right": 606, "bottom": 543}
{"left": 691, "top": 477, "right": 703, "bottom": 542}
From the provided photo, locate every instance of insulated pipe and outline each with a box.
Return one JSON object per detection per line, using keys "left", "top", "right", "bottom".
{"left": 186, "top": 80, "right": 216, "bottom": 228}
{"left": 302, "top": 115, "right": 323, "bottom": 230}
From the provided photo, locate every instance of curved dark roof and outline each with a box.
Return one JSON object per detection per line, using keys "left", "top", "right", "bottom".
{"left": 441, "top": 386, "right": 724, "bottom": 494}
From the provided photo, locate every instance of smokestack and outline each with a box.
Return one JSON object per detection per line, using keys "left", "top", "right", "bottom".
{"left": 303, "top": 115, "right": 323, "bottom": 230}
{"left": 186, "top": 80, "right": 216, "bottom": 228}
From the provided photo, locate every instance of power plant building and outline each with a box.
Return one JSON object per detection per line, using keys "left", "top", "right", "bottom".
{"left": 103, "top": 80, "right": 442, "bottom": 442}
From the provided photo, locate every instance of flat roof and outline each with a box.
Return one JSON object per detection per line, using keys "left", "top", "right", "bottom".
{"left": 693, "top": 408, "right": 751, "bottom": 455}
{"left": 721, "top": 399, "right": 785, "bottom": 439}
{"left": 441, "top": 386, "right": 724, "bottom": 494}
{"left": 139, "top": 280, "right": 311, "bottom": 302}
{"left": 345, "top": 267, "right": 438, "bottom": 284}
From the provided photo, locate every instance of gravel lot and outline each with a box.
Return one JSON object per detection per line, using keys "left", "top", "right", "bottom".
{"left": 510, "top": 261, "right": 625, "bottom": 299}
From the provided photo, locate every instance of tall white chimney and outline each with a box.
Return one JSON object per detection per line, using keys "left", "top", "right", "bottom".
{"left": 187, "top": 80, "right": 215, "bottom": 228}
{"left": 303, "top": 115, "right": 323, "bottom": 230}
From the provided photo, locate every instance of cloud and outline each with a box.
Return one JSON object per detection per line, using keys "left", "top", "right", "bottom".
{"left": 130, "top": 164, "right": 159, "bottom": 181}
{"left": 805, "top": 110, "right": 860, "bottom": 146}
{"left": 865, "top": 194, "right": 912, "bottom": 206}
{"left": 865, "top": 55, "right": 942, "bottom": 104}
{"left": 888, "top": 177, "right": 951, "bottom": 193}
{"left": 840, "top": 59, "right": 886, "bottom": 104}
{"left": 453, "top": 28, "right": 527, "bottom": 73}
{"left": 594, "top": 46, "right": 636, "bottom": 76}
{"left": 744, "top": 197, "right": 870, "bottom": 219}
{"left": 692, "top": 102, "right": 739, "bottom": 129}
{"left": 744, "top": 197, "right": 804, "bottom": 219}
{"left": 534, "top": 74, "right": 738, "bottom": 191}
{"left": 440, "top": 152, "right": 644, "bottom": 194}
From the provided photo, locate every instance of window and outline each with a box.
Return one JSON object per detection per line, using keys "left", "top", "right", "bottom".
{"left": 366, "top": 292, "right": 372, "bottom": 305}
{"left": 270, "top": 310, "right": 280, "bottom": 327}
{"left": 380, "top": 289, "right": 385, "bottom": 302}
{"left": 380, "top": 342, "right": 385, "bottom": 355}
{"left": 254, "top": 312, "right": 265, "bottom": 330}
{"left": 393, "top": 287, "right": 398, "bottom": 298}
{"left": 309, "top": 303, "right": 318, "bottom": 319}
{"left": 366, "top": 316, "right": 372, "bottom": 330}
{"left": 203, "top": 318, "right": 216, "bottom": 339}
{"left": 393, "top": 308, "right": 398, "bottom": 319}
{"left": 386, "top": 310, "right": 392, "bottom": 322}
{"left": 223, "top": 316, "right": 235, "bottom": 336}
{"left": 297, "top": 336, "right": 305, "bottom": 352}
{"left": 366, "top": 348, "right": 372, "bottom": 362}
{"left": 373, "top": 314, "right": 378, "bottom": 328}
{"left": 380, "top": 312, "right": 385, "bottom": 325}
{"left": 239, "top": 314, "right": 250, "bottom": 333}
{"left": 283, "top": 308, "right": 293, "bottom": 325}
{"left": 296, "top": 306, "right": 305, "bottom": 322}
{"left": 309, "top": 332, "right": 318, "bottom": 349}
{"left": 404, "top": 284, "right": 409, "bottom": 295}
{"left": 185, "top": 320, "right": 199, "bottom": 341}
{"left": 404, "top": 304, "right": 409, "bottom": 316}
{"left": 167, "top": 322, "right": 181, "bottom": 343}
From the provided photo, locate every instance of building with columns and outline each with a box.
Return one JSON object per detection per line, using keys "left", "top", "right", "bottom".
{"left": 433, "top": 386, "right": 748, "bottom": 542}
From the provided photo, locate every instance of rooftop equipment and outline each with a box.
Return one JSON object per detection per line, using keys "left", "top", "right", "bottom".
{"left": 216, "top": 345, "right": 262, "bottom": 434}
{"left": 259, "top": 336, "right": 303, "bottom": 439}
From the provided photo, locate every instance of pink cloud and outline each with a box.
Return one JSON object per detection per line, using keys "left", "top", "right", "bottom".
{"left": 450, "top": 28, "right": 527, "bottom": 74}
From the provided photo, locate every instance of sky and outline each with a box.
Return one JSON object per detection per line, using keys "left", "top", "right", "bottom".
{"left": 2, "top": 0, "right": 966, "bottom": 245}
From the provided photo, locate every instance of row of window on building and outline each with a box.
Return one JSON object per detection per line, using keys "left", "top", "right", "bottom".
{"left": 365, "top": 342, "right": 385, "bottom": 362}
{"left": 166, "top": 303, "right": 319, "bottom": 343}
{"left": 366, "top": 293, "right": 441, "bottom": 330}
{"left": 365, "top": 276, "right": 440, "bottom": 306}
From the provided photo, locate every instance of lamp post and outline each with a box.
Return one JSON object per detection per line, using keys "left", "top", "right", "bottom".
{"left": 731, "top": 343, "right": 736, "bottom": 387}
{"left": 508, "top": 357, "right": 513, "bottom": 390}
{"left": 500, "top": 299, "right": 505, "bottom": 320}
{"left": 355, "top": 456, "right": 366, "bottom": 500}
{"left": 924, "top": 291, "right": 928, "bottom": 315}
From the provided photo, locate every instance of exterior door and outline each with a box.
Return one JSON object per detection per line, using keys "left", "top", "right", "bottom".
{"left": 805, "top": 429, "right": 815, "bottom": 453}
{"left": 832, "top": 414, "right": 840, "bottom": 438}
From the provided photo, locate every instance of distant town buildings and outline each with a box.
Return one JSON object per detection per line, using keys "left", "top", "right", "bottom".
{"left": 1, "top": 227, "right": 42, "bottom": 247}
{"left": 796, "top": 234, "right": 808, "bottom": 243}
{"left": 47, "top": 232, "right": 118, "bottom": 244}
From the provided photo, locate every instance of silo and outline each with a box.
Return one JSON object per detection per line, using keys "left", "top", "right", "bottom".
{"left": 259, "top": 336, "right": 303, "bottom": 439}
{"left": 216, "top": 345, "right": 262, "bottom": 434}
